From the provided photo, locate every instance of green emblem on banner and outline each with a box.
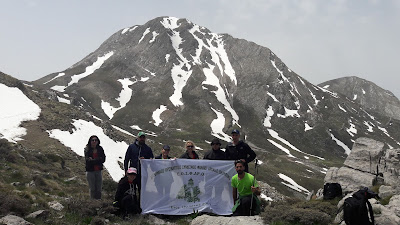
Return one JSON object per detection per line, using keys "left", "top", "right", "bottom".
{"left": 177, "top": 178, "right": 201, "bottom": 202}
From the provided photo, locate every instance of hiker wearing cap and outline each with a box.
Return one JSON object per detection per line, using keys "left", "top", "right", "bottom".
{"left": 114, "top": 167, "right": 141, "bottom": 216}
{"left": 225, "top": 129, "right": 256, "bottom": 172}
{"left": 231, "top": 160, "right": 261, "bottom": 216}
{"left": 124, "top": 131, "right": 154, "bottom": 204}
{"left": 155, "top": 145, "right": 173, "bottom": 159}
{"left": 203, "top": 138, "right": 227, "bottom": 160}
{"left": 179, "top": 140, "right": 199, "bottom": 159}
{"left": 84, "top": 135, "right": 106, "bottom": 199}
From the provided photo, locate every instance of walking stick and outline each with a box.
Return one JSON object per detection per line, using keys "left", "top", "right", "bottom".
{"left": 250, "top": 158, "right": 259, "bottom": 215}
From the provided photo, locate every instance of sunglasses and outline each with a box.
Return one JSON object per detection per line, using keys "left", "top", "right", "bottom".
{"left": 186, "top": 145, "right": 194, "bottom": 148}
{"left": 91, "top": 139, "right": 98, "bottom": 142}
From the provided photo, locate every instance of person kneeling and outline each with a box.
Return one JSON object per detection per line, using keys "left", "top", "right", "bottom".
{"left": 231, "top": 160, "right": 261, "bottom": 216}
{"left": 113, "top": 167, "right": 141, "bottom": 216}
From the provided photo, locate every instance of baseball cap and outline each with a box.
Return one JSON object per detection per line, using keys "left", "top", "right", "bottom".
{"left": 137, "top": 131, "right": 146, "bottom": 137}
{"left": 162, "top": 145, "right": 170, "bottom": 150}
{"left": 231, "top": 129, "right": 240, "bottom": 135}
{"left": 211, "top": 138, "right": 221, "bottom": 145}
{"left": 127, "top": 167, "right": 137, "bottom": 174}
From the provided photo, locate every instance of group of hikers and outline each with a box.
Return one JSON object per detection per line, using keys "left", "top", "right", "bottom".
{"left": 84, "top": 129, "right": 260, "bottom": 217}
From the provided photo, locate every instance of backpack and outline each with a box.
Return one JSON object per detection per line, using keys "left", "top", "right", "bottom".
{"left": 343, "top": 187, "right": 379, "bottom": 225}
{"left": 323, "top": 183, "right": 342, "bottom": 200}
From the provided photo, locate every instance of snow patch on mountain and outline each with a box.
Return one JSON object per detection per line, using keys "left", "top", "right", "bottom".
{"left": 101, "top": 78, "right": 135, "bottom": 119}
{"left": 338, "top": 104, "right": 347, "bottom": 112}
{"left": 267, "top": 139, "right": 295, "bottom": 158}
{"left": 278, "top": 173, "right": 310, "bottom": 194}
{"left": 43, "top": 72, "right": 65, "bottom": 84}
{"left": 138, "top": 28, "right": 151, "bottom": 44}
{"left": 68, "top": 52, "right": 114, "bottom": 87}
{"left": 346, "top": 120, "right": 357, "bottom": 137}
{"left": 149, "top": 31, "right": 159, "bottom": 43}
{"left": 121, "top": 28, "right": 129, "bottom": 34}
{"left": 263, "top": 106, "right": 274, "bottom": 128}
{"left": 267, "top": 92, "right": 279, "bottom": 102}
{"left": 203, "top": 65, "right": 240, "bottom": 127}
{"left": 329, "top": 131, "right": 351, "bottom": 155}
{"left": 210, "top": 107, "right": 231, "bottom": 142}
{"left": 0, "top": 83, "right": 41, "bottom": 143}
{"left": 304, "top": 122, "right": 313, "bottom": 131}
{"left": 47, "top": 119, "right": 127, "bottom": 181}
{"left": 277, "top": 107, "right": 300, "bottom": 118}
{"left": 111, "top": 125, "right": 134, "bottom": 137}
{"left": 57, "top": 96, "right": 70, "bottom": 104}
{"left": 377, "top": 126, "right": 400, "bottom": 146}
{"left": 317, "top": 86, "right": 339, "bottom": 98}
{"left": 363, "top": 121, "right": 374, "bottom": 132}
{"left": 268, "top": 129, "right": 324, "bottom": 160}
{"left": 152, "top": 105, "right": 167, "bottom": 126}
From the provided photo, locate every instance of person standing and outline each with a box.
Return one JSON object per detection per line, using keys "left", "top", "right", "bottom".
{"left": 203, "top": 138, "right": 227, "bottom": 160}
{"left": 225, "top": 129, "right": 256, "bottom": 172}
{"left": 155, "top": 145, "right": 173, "bottom": 159}
{"left": 84, "top": 135, "right": 106, "bottom": 199}
{"left": 154, "top": 145, "right": 174, "bottom": 197}
{"left": 124, "top": 131, "right": 154, "bottom": 203}
{"left": 231, "top": 160, "right": 261, "bottom": 216}
{"left": 179, "top": 140, "right": 199, "bottom": 159}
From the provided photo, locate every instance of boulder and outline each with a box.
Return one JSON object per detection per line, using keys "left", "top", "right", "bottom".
{"left": 379, "top": 185, "right": 396, "bottom": 199}
{"left": 26, "top": 210, "right": 49, "bottom": 219}
{"left": 48, "top": 201, "right": 64, "bottom": 211}
{"left": 324, "top": 167, "right": 375, "bottom": 193}
{"left": 382, "top": 149, "right": 400, "bottom": 188}
{"left": 0, "top": 215, "right": 32, "bottom": 225}
{"left": 343, "top": 137, "right": 384, "bottom": 174}
{"left": 190, "top": 215, "right": 264, "bottom": 225}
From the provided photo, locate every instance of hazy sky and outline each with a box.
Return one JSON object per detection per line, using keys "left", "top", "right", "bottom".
{"left": 1, "top": 0, "right": 399, "bottom": 98}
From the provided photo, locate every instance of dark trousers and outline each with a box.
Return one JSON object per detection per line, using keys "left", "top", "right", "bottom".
{"left": 233, "top": 195, "right": 257, "bottom": 216}
{"left": 121, "top": 195, "right": 140, "bottom": 215}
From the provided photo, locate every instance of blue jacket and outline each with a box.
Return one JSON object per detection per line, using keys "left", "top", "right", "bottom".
{"left": 124, "top": 140, "right": 153, "bottom": 173}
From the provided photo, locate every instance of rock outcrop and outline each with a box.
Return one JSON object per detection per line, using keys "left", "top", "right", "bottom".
{"left": 324, "top": 137, "right": 400, "bottom": 224}
{"left": 190, "top": 215, "right": 264, "bottom": 225}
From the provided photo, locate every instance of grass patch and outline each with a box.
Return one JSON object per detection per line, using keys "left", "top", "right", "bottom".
{"left": 261, "top": 198, "right": 338, "bottom": 225}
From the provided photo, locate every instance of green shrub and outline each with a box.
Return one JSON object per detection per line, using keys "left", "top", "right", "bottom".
{"left": 262, "top": 198, "right": 337, "bottom": 225}
{"left": 0, "top": 190, "right": 31, "bottom": 216}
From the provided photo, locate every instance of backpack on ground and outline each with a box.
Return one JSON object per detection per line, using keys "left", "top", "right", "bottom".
{"left": 343, "top": 187, "right": 379, "bottom": 225}
{"left": 323, "top": 182, "right": 342, "bottom": 200}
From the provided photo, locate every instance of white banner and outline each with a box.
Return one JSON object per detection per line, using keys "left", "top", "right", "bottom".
{"left": 140, "top": 159, "right": 236, "bottom": 215}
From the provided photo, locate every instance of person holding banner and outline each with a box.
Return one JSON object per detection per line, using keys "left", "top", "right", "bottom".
{"left": 113, "top": 167, "right": 141, "bottom": 216}
{"left": 155, "top": 145, "right": 173, "bottom": 159}
{"left": 203, "top": 138, "right": 227, "bottom": 160}
{"left": 124, "top": 131, "right": 154, "bottom": 205}
{"left": 231, "top": 160, "right": 261, "bottom": 216}
{"left": 179, "top": 140, "right": 199, "bottom": 159}
{"left": 225, "top": 129, "right": 256, "bottom": 172}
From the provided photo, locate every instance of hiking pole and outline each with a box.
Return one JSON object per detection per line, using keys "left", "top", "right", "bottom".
{"left": 250, "top": 158, "right": 258, "bottom": 216}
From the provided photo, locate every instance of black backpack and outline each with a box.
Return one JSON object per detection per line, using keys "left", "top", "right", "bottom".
{"left": 323, "top": 183, "right": 342, "bottom": 200}
{"left": 343, "top": 187, "right": 379, "bottom": 225}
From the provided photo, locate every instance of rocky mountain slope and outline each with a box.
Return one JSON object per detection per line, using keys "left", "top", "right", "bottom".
{"left": 27, "top": 16, "right": 400, "bottom": 197}
{"left": 319, "top": 76, "right": 400, "bottom": 121}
